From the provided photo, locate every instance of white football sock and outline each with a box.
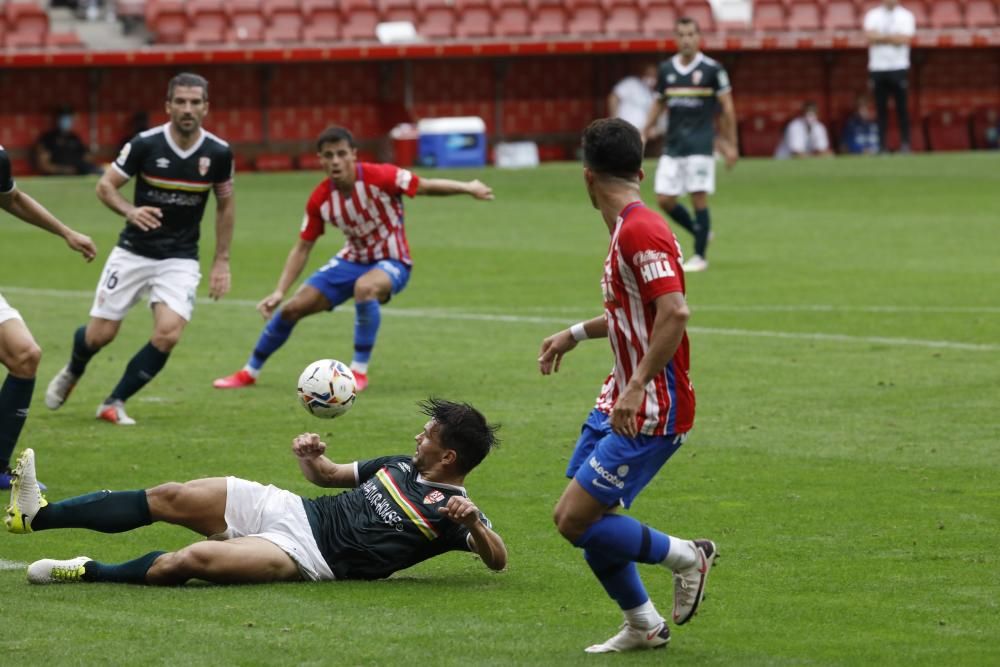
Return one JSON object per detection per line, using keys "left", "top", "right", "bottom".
{"left": 622, "top": 600, "right": 663, "bottom": 630}
{"left": 242, "top": 365, "right": 260, "bottom": 379}
{"left": 350, "top": 361, "right": 368, "bottom": 374}
{"left": 661, "top": 536, "right": 698, "bottom": 571}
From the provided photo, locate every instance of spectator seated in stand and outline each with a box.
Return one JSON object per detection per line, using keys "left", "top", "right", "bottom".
{"left": 841, "top": 95, "right": 880, "bottom": 155}
{"left": 33, "top": 108, "right": 102, "bottom": 176}
{"left": 774, "top": 101, "right": 833, "bottom": 158}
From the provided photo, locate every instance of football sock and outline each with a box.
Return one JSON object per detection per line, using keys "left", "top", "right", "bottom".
{"left": 0, "top": 373, "right": 34, "bottom": 469}
{"left": 623, "top": 599, "right": 664, "bottom": 630}
{"left": 248, "top": 311, "right": 297, "bottom": 372}
{"left": 662, "top": 536, "right": 699, "bottom": 571}
{"left": 666, "top": 204, "right": 696, "bottom": 237}
{"left": 31, "top": 489, "right": 152, "bottom": 533}
{"left": 69, "top": 325, "right": 97, "bottom": 377}
{"left": 352, "top": 300, "right": 380, "bottom": 367}
{"left": 84, "top": 551, "right": 165, "bottom": 584}
{"left": 584, "top": 548, "right": 649, "bottom": 611}
{"left": 694, "top": 208, "right": 711, "bottom": 258}
{"left": 575, "top": 514, "right": 670, "bottom": 565}
{"left": 109, "top": 342, "right": 169, "bottom": 403}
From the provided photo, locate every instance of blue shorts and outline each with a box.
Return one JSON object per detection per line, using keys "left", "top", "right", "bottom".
{"left": 567, "top": 408, "right": 686, "bottom": 509}
{"left": 305, "top": 258, "right": 411, "bottom": 309}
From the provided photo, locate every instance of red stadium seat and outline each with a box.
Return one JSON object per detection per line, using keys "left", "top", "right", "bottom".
{"left": 752, "top": 0, "right": 786, "bottom": 32}
{"left": 925, "top": 109, "right": 971, "bottom": 151}
{"left": 493, "top": 0, "right": 531, "bottom": 37}
{"left": 677, "top": 0, "right": 715, "bottom": 32}
{"left": 929, "top": 1, "right": 963, "bottom": 29}
{"left": 340, "top": 0, "right": 379, "bottom": 41}
{"left": 4, "top": 1, "right": 49, "bottom": 49}
{"left": 186, "top": 0, "right": 229, "bottom": 45}
{"left": 46, "top": 31, "right": 85, "bottom": 49}
{"left": 787, "top": 0, "right": 820, "bottom": 31}
{"left": 415, "top": 0, "right": 456, "bottom": 39}
{"left": 228, "top": 0, "right": 265, "bottom": 44}
{"left": 378, "top": 0, "right": 419, "bottom": 24}
{"left": 641, "top": 0, "right": 677, "bottom": 37}
{"left": 908, "top": 1, "right": 929, "bottom": 29}
{"left": 603, "top": 0, "right": 641, "bottom": 35}
{"left": 823, "top": 1, "right": 857, "bottom": 32}
{"left": 455, "top": 0, "right": 493, "bottom": 38}
{"left": 0, "top": 14, "right": 6, "bottom": 48}
{"left": 255, "top": 153, "right": 295, "bottom": 171}
{"left": 146, "top": 0, "right": 188, "bottom": 44}
{"left": 738, "top": 116, "right": 784, "bottom": 157}
{"left": 965, "top": 0, "right": 999, "bottom": 28}
{"left": 566, "top": 0, "right": 605, "bottom": 36}
{"left": 530, "top": 0, "right": 568, "bottom": 37}
{"left": 302, "top": 0, "right": 341, "bottom": 42}
{"left": 263, "top": 0, "right": 303, "bottom": 43}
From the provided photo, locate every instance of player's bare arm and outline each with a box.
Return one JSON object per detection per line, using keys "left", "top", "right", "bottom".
{"left": 440, "top": 495, "right": 508, "bottom": 571}
{"left": 0, "top": 188, "right": 96, "bottom": 261}
{"left": 641, "top": 97, "right": 667, "bottom": 143}
{"left": 96, "top": 168, "right": 163, "bottom": 231}
{"left": 538, "top": 316, "right": 608, "bottom": 375}
{"left": 209, "top": 192, "right": 235, "bottom": 300}
{"left": 717, "top": 91, "right": 739, "bottom": 169}
{"left": 257, "top": 237, "right": 316, "bottom": 319}
{"left": 416, "top": 178, "right": 494, "bottom": 200}
{"left": 291, "top": 432, "right": 358, "bottom": 487}
{"left": 610, "top": 292, "right": 689, "bottom": 437}
{"left": 866, "top": 31, "right": 913, "bottom": 45}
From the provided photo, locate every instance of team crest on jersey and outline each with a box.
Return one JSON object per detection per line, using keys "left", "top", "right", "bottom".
{"left": 692, "top": 70, "right": 703, "bottom": 85}
{"left": 198, "top": 156, "right": 211, "bottom": 176}
{"left": 667, "top": 74, "right": 676, "bottom": 84}
{"left": 633, "top": 250, "right": 676, "bottom": 283}
{"left": 423, "top": 490, "right": 445, "bottom": 505}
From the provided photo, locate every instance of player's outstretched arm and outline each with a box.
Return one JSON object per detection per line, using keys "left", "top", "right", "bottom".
{"left": 718, "top": 92, "right": 739, "bottom": 169}
{"left": 257, "top": 238, "right": 316, "bottom": 319}
{"left": 538, "top": 315, "right": 608, "bottom": 375}
{"left": 291, "top": 433, "right": 357, "bottom": 488}
{"left": 440, "top": 496, "right": 507, "bottom": 571}
{"left": 208, "top": 193, "right": 235, "bottom": 300}
{"left": 0, "top": 188, "right": 97, "bottom": 261}
{"left": 96, "top": 169, "right": 163, "bottom": 231}
{"left": 641, "top": 97, "right": 667, "bottom": 144}
{"left": 416, "top": 178, "right": 494, "bottom": 200}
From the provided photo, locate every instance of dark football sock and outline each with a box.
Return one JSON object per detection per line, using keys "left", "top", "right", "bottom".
{"left": 69, "top": 325, "right": 98, "bottom": 377}
{"left": 84, "top": 551, "right": 166, "bottom": 584}
{"left": 32, "top": 489, "right": 152, "bottom": 533}
{"left": 666, "top": 204, "right": 696, "bottom": 236}
{"left": 694, "top": 208, "right": 711, "bottom": 258}
{"left": 109, "top": 342, "right": 169, "bottom": 403}
{"left": 0, "top": 374, "right": 34, "bottom": 470}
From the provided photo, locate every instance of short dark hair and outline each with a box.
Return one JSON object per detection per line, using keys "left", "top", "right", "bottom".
{"left": 676, "top": 16, "right": 700, "bottom": 32}
{"left": 316, "top": 126, "right": 357, "bottom": 151}
{"left": 167, "top": 73, "right": 209, "bottom": 100}
{"left": 582, "top": 118, "right": 643, "bottom": 180}
{"left": 420, "top": 398, "right": 500, "bottom": 474}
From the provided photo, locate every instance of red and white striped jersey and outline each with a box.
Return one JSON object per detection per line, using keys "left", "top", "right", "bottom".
{"left": 301, "top": 163, "right": 421, "bottom": 266}
{"left": 594, "top": 201, "right": 695, "bottom": 436}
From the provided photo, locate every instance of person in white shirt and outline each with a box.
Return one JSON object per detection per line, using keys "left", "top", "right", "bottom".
{"left": 863, "top": 0, "right": 916, "bottom": 152}
{"left": 774, "top": 102, "right": 833, "bottom": 159}
{"left": 608, "top": 64, "right": 665, "bottom": 147}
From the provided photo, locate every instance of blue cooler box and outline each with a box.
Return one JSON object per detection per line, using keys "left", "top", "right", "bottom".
{"left": 417, "top": 117, "right": 487, "bottom": 168}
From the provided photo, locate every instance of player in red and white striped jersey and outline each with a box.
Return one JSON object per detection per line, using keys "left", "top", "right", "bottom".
{"left": 214, "top": 126, "right": 493, "bottom": 391}
{"left": 538, "top": 119, "right": 716, "bottom": 654}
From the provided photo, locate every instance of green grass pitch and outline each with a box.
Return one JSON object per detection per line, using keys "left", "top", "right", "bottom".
{"left": 1, "top": 153, "right": 997, "bottom": 665}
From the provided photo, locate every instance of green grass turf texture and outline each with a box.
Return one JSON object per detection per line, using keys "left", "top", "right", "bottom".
{"left": 1, "top": 152, "right": 997, "bottom": 665}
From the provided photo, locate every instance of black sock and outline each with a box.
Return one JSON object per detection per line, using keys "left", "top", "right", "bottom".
{"left": 84, "top": 551, "right": 166, "bottom": 584}
{"left": 69, "top": 325, "right": 98, "bottom": 377}
{"left": 0, "top": 374, "right": 35, "bottom": 470}
{"left": 32, "top": 489, "right": 152, "bottom": 533}
{"left": 109, "top": 342, "right": 170, "bottom": 403}
{"left": 694, "top": 208, "right": 711, "bottom": 258}
{"left": 667, "top": 204, "right": 696, "bottom": 236}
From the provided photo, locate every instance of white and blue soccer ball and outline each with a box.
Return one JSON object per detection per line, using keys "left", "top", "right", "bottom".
{"left": 297, "top": 359, "right": 357, "bottom": 419}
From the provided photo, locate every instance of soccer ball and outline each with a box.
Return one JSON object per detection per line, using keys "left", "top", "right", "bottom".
{"left": 297, "top": 359, "right": 357, "bottom": 418}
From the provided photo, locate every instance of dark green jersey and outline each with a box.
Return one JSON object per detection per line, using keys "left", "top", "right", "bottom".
{"left": 302, "top": 455, "right": 490, "bottom": 581}
{"left": 656, "top": 53, "right": 732, "bottom": 157}
{"left": 0, "top": 146, "right": 15, "bottom": 194}
{"left": 112, "top": 124, "right": 234, "bottom": 260}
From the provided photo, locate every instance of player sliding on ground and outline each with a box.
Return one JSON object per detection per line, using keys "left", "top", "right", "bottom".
{"left": 5, "top": 398, "right": 506, "bottom": 585}
{"left": 213, "top": 125, "right": 494, "bottom": 393}
{"left": 538, "top": 118, "right": 717, "bottom": 653}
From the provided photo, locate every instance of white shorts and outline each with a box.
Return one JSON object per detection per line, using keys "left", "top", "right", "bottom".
{"left": 0, "top": 292, "right": 23, "bottom": 325}
{"left": 90, "top": 247, "right": 201, "bottom": 322}
{"left": 215, "top": 476, "right": 335, "bottom": 582}
{"left": 654, "top": 155, "right": 716, "bottom": 196}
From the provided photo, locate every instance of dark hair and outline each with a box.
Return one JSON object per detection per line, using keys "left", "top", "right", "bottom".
{"left": 582, "top": 118, "right": 643, "bottom": 180}
{"left": 167, "top": 73, "right": 209, "bottom": 100}
{"left": 420, "top": 398, "right": 500, "bottom": 474}
{"left": 676, "top": 16, "right": 700, "bottom": 32}
{"left": 316, "top": 126, "right": 357, "bottom": 151}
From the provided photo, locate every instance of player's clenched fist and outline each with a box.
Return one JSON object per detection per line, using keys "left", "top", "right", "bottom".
{"left": 439, "top": 495, "right": 481, "bottom": 527}
{"left": 292, "top": 432, "right": 326, "bottom": 459}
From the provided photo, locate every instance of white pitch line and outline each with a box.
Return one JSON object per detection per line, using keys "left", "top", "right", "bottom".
{"left": 2, "top": 285, "right": 997, "bottom": 352}
{"left": 0, "top": 559, "right": 27, "bottom": 571}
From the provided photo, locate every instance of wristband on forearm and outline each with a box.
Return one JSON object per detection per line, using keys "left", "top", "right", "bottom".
{"left": 570, "top": 322, "right": 589, "bottom": 342}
